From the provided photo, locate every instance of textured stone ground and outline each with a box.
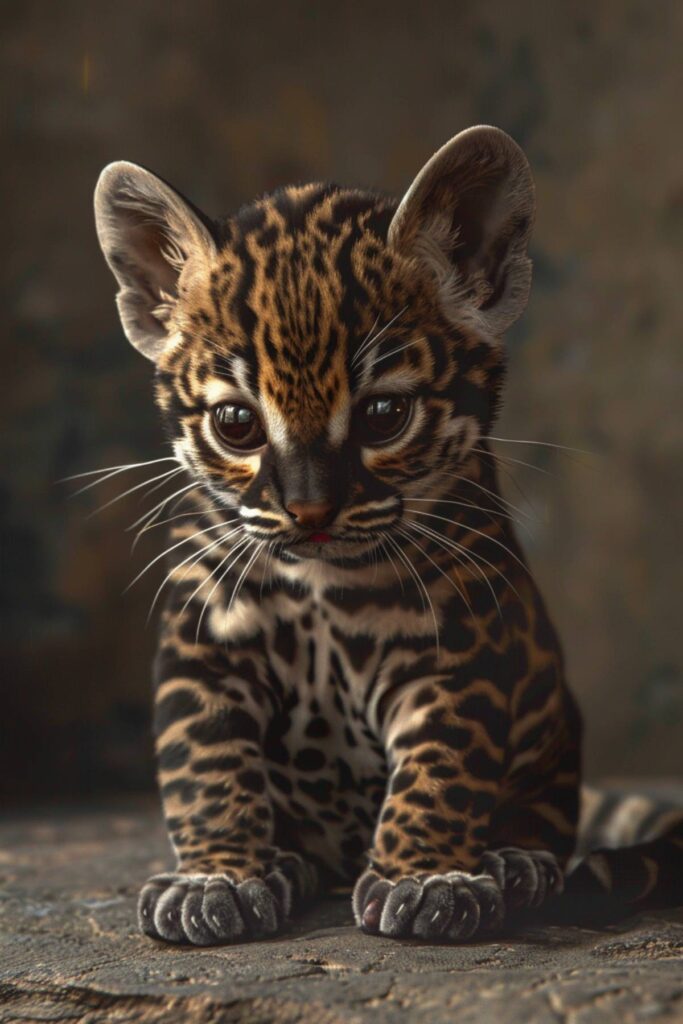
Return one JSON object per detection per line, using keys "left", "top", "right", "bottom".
{"left": 1, "top": 802, "right": 683, "bottom": 1023}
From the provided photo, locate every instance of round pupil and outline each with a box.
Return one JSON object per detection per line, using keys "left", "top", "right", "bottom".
{"left": 214, "top": 404, "right": 262, "bottom": 447}
{"left": 364, "top": 396, "right": 408, "bottom": 438}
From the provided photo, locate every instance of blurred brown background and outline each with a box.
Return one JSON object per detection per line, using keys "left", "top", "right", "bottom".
{"left": 2, "top": 0, "right": 682, "bottom": 802}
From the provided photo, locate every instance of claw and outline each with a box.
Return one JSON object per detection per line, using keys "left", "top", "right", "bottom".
{"left": 361, "top": 897, "right": 382, "bottom": 932}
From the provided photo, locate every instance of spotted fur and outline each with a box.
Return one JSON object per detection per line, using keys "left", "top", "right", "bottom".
{"left": 94, "top": 126, "right": 683, "bottom": 944}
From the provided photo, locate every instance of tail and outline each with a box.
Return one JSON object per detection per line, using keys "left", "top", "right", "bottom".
{"left": 555, "top": 784, "right": 683, "bottom": 920}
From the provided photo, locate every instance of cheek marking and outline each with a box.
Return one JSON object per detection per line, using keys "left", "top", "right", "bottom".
{"left": 356, "top": 497, "right": 398, "bottom": 512}
{"left": 239, "top": 506, "right": 282, "bottom": 525}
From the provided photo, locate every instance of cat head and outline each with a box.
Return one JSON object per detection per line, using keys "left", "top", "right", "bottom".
{"left": 94, "top": 126, "right": 534, "bottom": 560}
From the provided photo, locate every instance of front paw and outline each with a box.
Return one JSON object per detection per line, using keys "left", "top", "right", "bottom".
{"left": 352, "top": 868, "right": 504, "bottom": 941}
{"left": 481, "top": 847, "right": 564, "bottom": 911}
{"left": 138, "top": 870, "right": 293, "bottom": 945}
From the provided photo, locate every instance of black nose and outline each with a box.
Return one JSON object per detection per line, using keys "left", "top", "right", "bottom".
{"left": 286, "top": 500, "right": 335, "bottom": 530}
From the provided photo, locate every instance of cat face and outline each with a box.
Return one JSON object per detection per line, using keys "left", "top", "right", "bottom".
{"left": 95, "top": 128, "right": 534, "bottom": 560}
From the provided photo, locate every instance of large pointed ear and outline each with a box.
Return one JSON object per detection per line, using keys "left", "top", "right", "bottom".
{"left": 94, "top": 161, "right": 217, "bottom": 361}
{"left": 388, "top": 126, "right": 535, "bottom": 338}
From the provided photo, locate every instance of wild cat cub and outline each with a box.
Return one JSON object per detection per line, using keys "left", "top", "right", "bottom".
{"left": 93, "top": 126, "right": 682, "bottom": 945}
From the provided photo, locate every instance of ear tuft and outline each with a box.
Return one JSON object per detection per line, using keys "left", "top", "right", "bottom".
{"left": 94, "top": 161, "right": 216, "bottom": 361}
{"left": 388, "top": 126, "right": 535, "bottom": 338}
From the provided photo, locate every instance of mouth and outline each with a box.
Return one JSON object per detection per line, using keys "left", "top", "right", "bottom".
{"left": 307, "top": 531, "right": 333, "bottom": 544}
{"left": 282, "top": 528, "right": 381, "bottom": 560}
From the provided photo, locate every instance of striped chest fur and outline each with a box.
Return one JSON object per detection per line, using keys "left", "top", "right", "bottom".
{"left": 228, "top": 572, "right": 390, "bottom": 878}
{"left": 180, "top": 554, "right": 436, "bottom": 879}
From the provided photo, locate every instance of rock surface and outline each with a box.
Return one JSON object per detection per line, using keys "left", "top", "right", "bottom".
{"left": 1, "top": 802, "right": 683, "bottom": 1023}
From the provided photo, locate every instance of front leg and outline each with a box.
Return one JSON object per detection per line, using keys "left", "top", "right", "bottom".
{"left": 139, "top": 612, "right": 316, "bottom": 945}
{"left": 353, "top": 678, "right": 507, "bottom": 941}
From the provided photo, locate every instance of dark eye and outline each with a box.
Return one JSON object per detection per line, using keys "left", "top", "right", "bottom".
{"left": 356, "top": 395, "right": 411, "bottom": 445}
{"left": 212, "top": 403, "right": 266, "bottom": 451}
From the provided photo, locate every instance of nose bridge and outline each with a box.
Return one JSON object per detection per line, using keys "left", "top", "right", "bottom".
{"left": 276, "top": 440, "right": 342, "bottom": 511}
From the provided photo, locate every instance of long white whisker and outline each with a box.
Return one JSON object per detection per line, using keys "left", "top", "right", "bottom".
{"left": 378, "top": 534, "right": 404, "bottom": 593}
{"left": 473, "top": 453, "right": 538, "bottom": 512}
{"left": 487, "top": 435, "right": 595, "bottom": 457}
{"left": 261, "top": 538, "right": 282, "bottom": 599}
{"left": 191, "top": 535, "right": 254, "bottom": 640}
{"left": 147, "top": 525, "right": 242, "bottom": 621}
{"left": 260, "top": 540, "right": 274, "bottom": 600}
{"left": 407, "top": 508, "right": 529, "bottom": 576}
{"left": 138, "top": 466, "right": 185, "bottom": 502}
{"left": 176, "top": 528, "right": 247, "bottom": 618}
{"left": 127, "top": 481, "right": 198, "bottom": 533}
{"left": 405, "top": 517, "right": 520, "bottom": 608}
{"left": 86, "top": 466, "right": 182, "bottom": 519}
{"left": 61, "top": 456, "right": 178, "bottom": 489}
{"left": 125, "top": 468, "right": 189, "bottom": 546}
{"left": 126, "top": 522, "right": 237, "bottom": 593}
{"left": 193, "top": 541, "right": 252, "bottom": 641}
{"left": 228, "top": 541, "right": 265, "bottom": 612}
{"left": 408, "top": 492, "right": 533, "bottom": 541}
{"left": 384, "top": 535, "right": 424, "bottom": 611}
{"left": 351, "top": 314, "right": 380, "bottom": 366}
{"left": 132, "top": 506, "right": 225, "bottom": 548}
{"left": 352, "top": 305, "right": 408, "bottom": 366}
{"left": 405, "top": 496, "right": 518, "bottom": 523}
{"left": 471, "top": 447, "right": 550, "bottom": 477}
{"left": 441, "top": 471, "right": 536, "bottom": 523}
{"left": 395, "top": 524, "right": 473, "bottom": 617}
{"left": 404, "top": 518, "right": 504, "bottom": 616}
{"left": 269, "top": 541, "right": 284, "bottom": 587}
{"left": 366, "top": 335, "right": 424, "bottom": 368}
{"left": 384, "top": 532, "right": 440, "bottom": 662}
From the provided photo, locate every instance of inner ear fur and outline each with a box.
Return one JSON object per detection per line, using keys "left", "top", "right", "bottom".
{"left": 388, "top": 125, "right": 535, "bottom": 337}
{"left": 94, "top": 161, "right": 217, "bottom": 361}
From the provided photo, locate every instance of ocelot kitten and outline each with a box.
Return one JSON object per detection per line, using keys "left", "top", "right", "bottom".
{"left": 94, "top": 126, "right": 683, "bottom": 944}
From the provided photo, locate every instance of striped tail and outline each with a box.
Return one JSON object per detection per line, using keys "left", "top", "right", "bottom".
{"left": 556, "top": 785, "right": 683, "bottom": 920}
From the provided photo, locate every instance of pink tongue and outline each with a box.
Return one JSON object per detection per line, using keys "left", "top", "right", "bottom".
{"left": 309, "top": 531, "right": 332, "bottom": 543}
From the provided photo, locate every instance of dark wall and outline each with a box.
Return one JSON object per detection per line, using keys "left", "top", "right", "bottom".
{"left": 3, "top": 0, "right": 682, "bottom": 800}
